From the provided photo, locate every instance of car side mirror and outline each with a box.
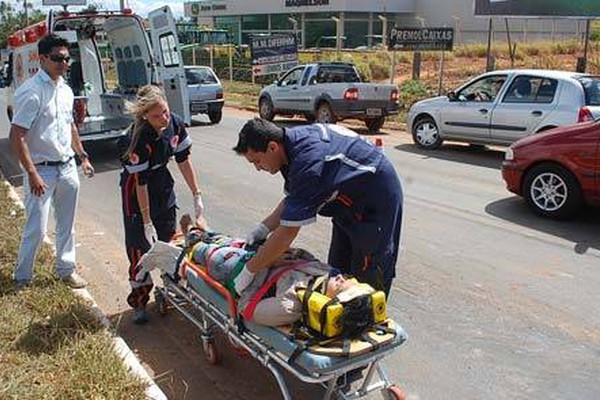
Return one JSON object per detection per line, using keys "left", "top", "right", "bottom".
{"left": 447, "top": 91, "right": 457, "bottom": 101}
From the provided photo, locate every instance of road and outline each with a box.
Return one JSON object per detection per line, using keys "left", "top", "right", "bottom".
{"left": 1, "top": 89, "right": 599, "bottom": 400}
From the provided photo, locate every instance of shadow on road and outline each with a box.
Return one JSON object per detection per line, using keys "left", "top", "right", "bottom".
{"left": 486, "top": 196, "right": 600, "bottom": 254}
{"left": 190, "top": 117, "right": 214, "bottom": 127}
{"left": 111, "top": 305, "right": 325, "bottom": 399}
{"left": 395, "top": 142, "right": 506, "bottom": 170}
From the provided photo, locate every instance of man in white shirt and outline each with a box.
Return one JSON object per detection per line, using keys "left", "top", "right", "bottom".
{"left": 10, "top": 34, "right": 94, "bottom": 289}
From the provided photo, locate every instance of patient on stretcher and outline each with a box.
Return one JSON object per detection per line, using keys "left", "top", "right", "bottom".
{"left": 137, "top": 215, "right": 379, "bottom": 328}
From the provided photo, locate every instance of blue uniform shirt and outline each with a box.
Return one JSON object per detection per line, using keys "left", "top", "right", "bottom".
{"left": 280, "top": 124, "right": 383, "bottom": 227}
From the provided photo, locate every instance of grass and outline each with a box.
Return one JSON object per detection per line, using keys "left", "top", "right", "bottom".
{"left": 0, "top": 182, "right": 147, "bottom": 399}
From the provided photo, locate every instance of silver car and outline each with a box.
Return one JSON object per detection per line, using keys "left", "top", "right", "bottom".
{"left": 407, "top": 69, "right": 600, "bottom": 149}
{"left": 185, "top": 66, "right": 224, "bottom": 124}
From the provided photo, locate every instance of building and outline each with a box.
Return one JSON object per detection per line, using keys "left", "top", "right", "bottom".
{"left": 183, "top": 0, "right": 588, "bottom": 48}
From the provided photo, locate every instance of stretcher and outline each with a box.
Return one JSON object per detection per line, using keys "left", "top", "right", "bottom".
{"left": 154, "top": 250, "right": 408, "bottom": 400}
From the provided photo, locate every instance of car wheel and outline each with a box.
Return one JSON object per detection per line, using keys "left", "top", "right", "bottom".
{"left": 316, "top": 102, "right": 337, "bottom": 124}
{"left": 208, "top": 110, "right": 222, "bottom": 124}
{"left": 259, "top": 97, "right": 275, "bottom": 121}
{"left": 412, "top": 116, "right": 442, "bottom": 149}
{"left": 523, "top": 163, "right": 582, "bottom": 219}
{"left": 365, "top": 116, "right": 385, "bottom": 133}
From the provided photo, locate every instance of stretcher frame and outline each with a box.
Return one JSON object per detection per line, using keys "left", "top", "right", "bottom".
{"left": 154, "top": 258, "right": 407, "bottom": 400}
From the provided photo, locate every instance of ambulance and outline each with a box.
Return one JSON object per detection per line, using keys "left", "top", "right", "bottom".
{"left": 6, "top": 5, "right": 190, "bottom": 141}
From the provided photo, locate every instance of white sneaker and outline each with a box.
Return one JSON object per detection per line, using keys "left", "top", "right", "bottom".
{"left": 60, "top": 272, "right": 87, "bottom": 289}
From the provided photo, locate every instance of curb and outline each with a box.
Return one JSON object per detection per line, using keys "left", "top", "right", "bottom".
{"left": 5, "top": 181, "right": 167, "bottom": 400}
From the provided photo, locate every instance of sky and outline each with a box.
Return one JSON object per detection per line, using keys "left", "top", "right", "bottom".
{"left": 25, "top": 0, "right": 186, "bottom": 18}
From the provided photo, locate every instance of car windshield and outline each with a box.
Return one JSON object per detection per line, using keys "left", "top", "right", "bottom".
{"left": 575, "top": 76, "right": 600, "bottom": 106}
{"left": 186, "top": 68, "right": 218, "bottom": 85}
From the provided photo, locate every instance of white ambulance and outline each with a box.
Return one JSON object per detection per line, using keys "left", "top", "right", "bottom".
{"left": 6, "top": 5, "right": 190, "bottom": 141}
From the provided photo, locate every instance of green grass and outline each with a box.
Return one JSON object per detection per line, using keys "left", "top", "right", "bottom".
{"left": 222, "top": 80, "right": 262, "bottom": 110}
{"left": 0, "top": 182, "right": 147, "bottom": 399}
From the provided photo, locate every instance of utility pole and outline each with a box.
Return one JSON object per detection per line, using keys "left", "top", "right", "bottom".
{"left": 24, "top": 0, "right": 28, "bottom": 26}
{"left": 119, "top": 0, "right": 126, "bottom": 11}
{"left": 378, "top": 15, "right": 388, "bottom": 48}
{"left": 331, "top": 15, "right": 341, "bottom": 60}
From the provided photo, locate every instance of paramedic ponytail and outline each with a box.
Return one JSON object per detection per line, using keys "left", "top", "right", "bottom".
{"left": 123, "top": 84, "right": 167, "bottom": 160}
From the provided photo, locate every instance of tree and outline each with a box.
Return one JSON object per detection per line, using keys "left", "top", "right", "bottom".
{"left": 0, "top": 1, "right": 45, "bottom": 49}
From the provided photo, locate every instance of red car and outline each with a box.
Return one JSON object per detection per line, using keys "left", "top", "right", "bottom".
{"left": 502, "top": 120, "right": 600, "bottom": 219}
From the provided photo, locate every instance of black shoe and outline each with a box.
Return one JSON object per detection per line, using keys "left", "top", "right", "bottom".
{"left": 133, "top": 307, "right": 149, "bottom": 325}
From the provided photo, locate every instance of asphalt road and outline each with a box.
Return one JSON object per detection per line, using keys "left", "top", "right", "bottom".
{"left": 1, "top": 89, "right": 599, "bottom": 400}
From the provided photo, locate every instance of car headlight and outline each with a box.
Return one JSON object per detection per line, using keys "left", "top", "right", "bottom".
{"left": 504, "top": 147, "right": 514, "bottom": 161}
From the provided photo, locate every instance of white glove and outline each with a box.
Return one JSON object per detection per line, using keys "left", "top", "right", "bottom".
{"left": 144, "top": 222, "right": 157, "bottom": 245}
{"left": 234, "top": 265, "right": 255, "bottom": 295}
{"left": 193, "top": 193, "right": 204, "bottom": 219}
{"left": 245, "top": 223, "right": 270, "bottom": 246}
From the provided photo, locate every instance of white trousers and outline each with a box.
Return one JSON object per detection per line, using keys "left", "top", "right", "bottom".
{"left": 14, "top": 159, "right": 80, "bottom": 282}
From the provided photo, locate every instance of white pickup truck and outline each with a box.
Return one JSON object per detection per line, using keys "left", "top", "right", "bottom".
{"left": 258, "top": 62, "right": 399, "bottom": 133}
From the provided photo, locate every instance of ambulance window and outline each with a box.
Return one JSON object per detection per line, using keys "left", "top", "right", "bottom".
{"left": 133, "top": 45, "right": 141, "bottom": 57}
{"left": 158, "top": 33, "right": 180, "bottom": 67}
{"left": 115, "top": 48, "right": 123, "bottom": 59}
{"left": 124, "top": 47, "right": 132, "bottom": 59}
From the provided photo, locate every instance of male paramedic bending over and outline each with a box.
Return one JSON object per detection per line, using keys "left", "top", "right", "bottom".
{"left": 233, "top": 118, "right": 404, "bottom": 297}
{"left": 10, "top": 34, "right": 94, "bottom": 289}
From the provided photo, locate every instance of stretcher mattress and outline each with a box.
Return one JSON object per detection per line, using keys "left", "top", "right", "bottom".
{"left": 185, "top": 267, "right": 408, "bottom": 375}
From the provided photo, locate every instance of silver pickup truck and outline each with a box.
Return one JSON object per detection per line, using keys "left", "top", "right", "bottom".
{"left": 258, "top": 62, "right": 399, "bottom": 133}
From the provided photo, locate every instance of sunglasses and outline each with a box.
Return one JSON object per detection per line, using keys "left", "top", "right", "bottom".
{"left": 47, "top": 54, "right": 70, "bottom": 63}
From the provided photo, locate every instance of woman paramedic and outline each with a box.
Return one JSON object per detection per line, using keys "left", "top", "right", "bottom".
{"left": 118, "top": 84, "right": 206, "bottom": 324}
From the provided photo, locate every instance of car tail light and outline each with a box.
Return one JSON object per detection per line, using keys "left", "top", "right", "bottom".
{"left": 216, "top": 90, "right": 223, "bottom": 99}
{"left": 343, "top": 88, "right": 359, "bottom": 101}
{"left": 577, "top": 107, "right": 594, "bottom": 123}
{"left": 390, "top": 88, "right": 399, "bottom": 102}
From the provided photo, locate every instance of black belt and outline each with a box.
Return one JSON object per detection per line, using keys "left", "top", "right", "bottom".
{"left": 35, "top": 156, "right": 73, "bottom": 167}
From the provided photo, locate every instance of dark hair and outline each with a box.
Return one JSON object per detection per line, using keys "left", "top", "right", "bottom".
{"left": 38, "top": 34, "right": 70, "bottom": 55}
{"left": 339, "top": 295, "right": 374, "bottom": 338}
{"left": 233, "top": 118, "right": 284, "bottom": 154}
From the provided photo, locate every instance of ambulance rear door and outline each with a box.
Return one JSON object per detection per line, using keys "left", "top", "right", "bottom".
{"left": 148, "top": 6, "right": 190, "bottom": 125}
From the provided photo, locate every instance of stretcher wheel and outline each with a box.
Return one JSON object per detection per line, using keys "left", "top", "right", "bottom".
{"left": 203, "top": 340, "right": 220, "bottom": 365}
{"left": 383, "top": 385, "right": 405, "bottom": 400}
{"left": 154, "top": 291, "right": 167, "bottom": 315}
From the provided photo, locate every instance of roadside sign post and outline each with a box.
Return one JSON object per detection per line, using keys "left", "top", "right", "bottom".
{"left": 437, "top": 49, "right": 445, "bottom": 95}
{"left": 390, "top": 50, "right": 396, "bottom": 84}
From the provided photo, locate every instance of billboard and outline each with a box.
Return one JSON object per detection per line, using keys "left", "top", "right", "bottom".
{"left": 389, "top": 28, "right": 454, "bottom": 52}
{"left": 250, "top": 33, "right": 298, "bottom": 76}
{"left": 474, "top": 0, "right": 600, "bottom": 17}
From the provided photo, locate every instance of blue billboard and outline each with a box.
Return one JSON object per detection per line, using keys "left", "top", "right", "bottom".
{"left": 250, "top": 33, "right": 298, "bottom": 76}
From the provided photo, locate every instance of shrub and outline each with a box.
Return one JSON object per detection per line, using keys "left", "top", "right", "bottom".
{"left": 398, "top": 79, "right": 432, "bottom": 109}
{"left": 369, "top": 60, "right": 389, "bottom": 81}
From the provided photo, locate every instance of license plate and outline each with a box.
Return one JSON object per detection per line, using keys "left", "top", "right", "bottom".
{"left": 191, "top": 103, "right": 208, "bottom": 113}
{"left": 366, "top": 108, "right": 382, "bottom": 116}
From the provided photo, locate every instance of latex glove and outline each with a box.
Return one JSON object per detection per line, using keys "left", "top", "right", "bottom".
{"left": 194, "top": 193, "right": 204, "bottom": 219}
{"left": 245, "top": 223, "right": 270, "bottom": 246}
{"left": 234, "top": 265, "right": 255, "bottom": 295}
{"left": 144, "top": 222, "right": 157, "bottom": 245}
